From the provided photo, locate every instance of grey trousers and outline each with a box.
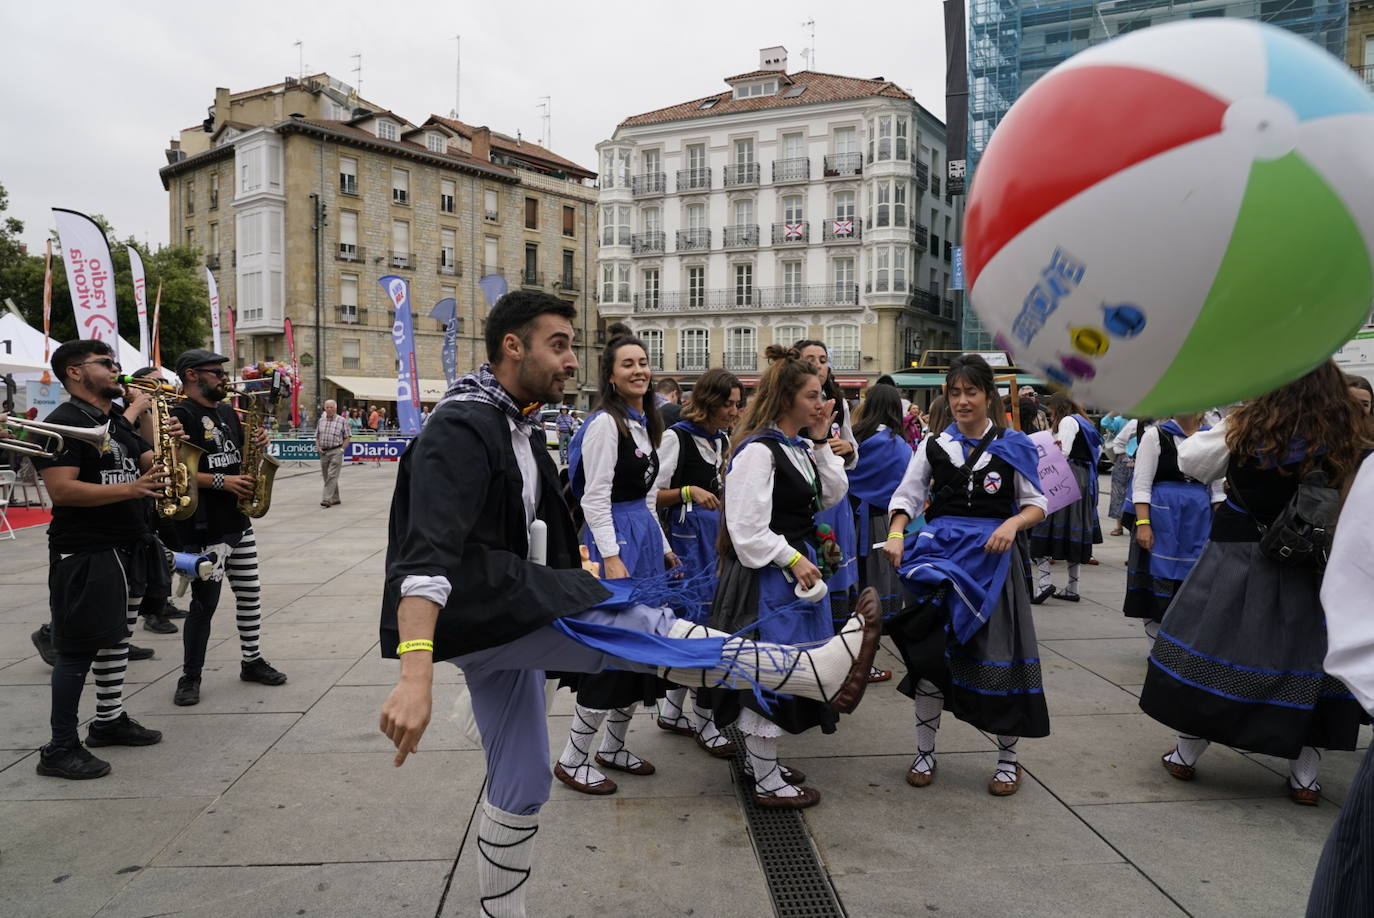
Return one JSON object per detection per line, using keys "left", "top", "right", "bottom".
{"left": 319, "top": 447, "right": 343, "bottom": 503}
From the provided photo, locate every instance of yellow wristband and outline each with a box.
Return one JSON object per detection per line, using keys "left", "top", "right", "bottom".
{"left": 1135, "top": 519, "right": 1151, "bottom": 527}
{"left": 397, "top": 639, "right": 435, "bottom": 656}
{"left": 681, "top": 486, "right": 692, "bottom": 505}
{"left": 887, "top": 531, "right": 904, "bottom": 540}
{"left": 785, "top": 551, "right": 802, "bottom": 569}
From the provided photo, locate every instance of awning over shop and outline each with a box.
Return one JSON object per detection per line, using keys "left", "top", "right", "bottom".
{"left": 325, "top": 375, "right": 451, "bottom": 403}
{"left": 887, "top": 370, "right": 1048, "bottom": 389}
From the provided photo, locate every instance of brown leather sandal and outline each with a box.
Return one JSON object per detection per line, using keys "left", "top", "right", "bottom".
{"left": 754, "top": 785, "right": 821, "bottom": 809}
{"left": 554, "top": 762, "right": 617, "bottom": 795}
{"left": 594, "top": 752, "right": 656, "bottom": 776}
{"left": 988, "top": 764, "right": 1022, "bottom": 796}
{"left": 1161, "top": 750, "right": 1196, "bottom": 781}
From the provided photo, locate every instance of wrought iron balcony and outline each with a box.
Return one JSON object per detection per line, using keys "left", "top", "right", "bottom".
{"left": 632, "top": 172, "right": 666, "bottom": 195}
{"left": 830, "top": 348, "right": 860, "bottom": 371}
{"left": 389, "top": 251, "right": 414, "bottom": 270}
{"left": 822, "top": 218, "right": 862, "bottom": 243}
{"left": 913, "top": 223, "right": 929, "bottom": 249}
{"left": 631, "top": 231, "right": 665, "bottom": 255}
{"left": 911, "top": 288, "right": 939, "bottom": 312}
{"left": 521, "top": 269, "right": 543, "bottom": 288}
{"left": 677, "top": 352, "right": 710, "bottom": 371}
{"left": 633, "top": 283, "right": 858, "bottom": 313}
{"left": 723, "top": 162, "right": 761, "bottom": 187}
{"left": 556, "top": 274, "right": 580, "bottom": 293}
{"left": 772, "top": 157, "right": 810, "bottom": 183}
{"left": 823, "top": 152, "right": 862, "bottom": 177}
{"left": 676, "top": 228, "right": 711, "bottom": 252}
{"left": 724, "top": 350, "right": 758, "bottom": 371}
{"left": 340, "top": 175, "right": 358, "bottom": 196}
{"left": 338, "top": 304, "right": 362, "bottom": 325}
{"left": 437, "top": 257, "right": 461, "bottom": 276}
{"left": 205, "top": 254, "right": 221, "bottom": 270}
{"left": 723, "top": 224, "right": 759, "bottom": 248}
{"left": 916, "top": 161, "right": 929, "bottom": 191}
{"left": 771, "top": 221, "right": 809, "bottom": 245}
{"left": 932, "top": 176, "right": 942, "bottom": 197}
{"left": 336, "top": 243, "right": 365, "bottom": 263}
{"left": 676, "top": 168, "right": 711, "bottom": 192}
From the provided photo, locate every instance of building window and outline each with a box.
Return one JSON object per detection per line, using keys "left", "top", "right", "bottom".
{"left": 440, "top": 179, "right": 455, "bottom": 213}
{"left": 686, "top": 143, "right": 706, "bottom": 171}
{"left": 782, "top": 194, "right": 804, "bottom": 224}
{"left": 687, "top": 266, "right": 705, "bottom": 309}
{"left": 642, "top": 268, "right": 660, "bottom": 310}
{"left": 877, "top": 115, "right": 893, "bottom": 161}
{"left": 617, "top": 263, "right": 631, "bottom": 303}
{"left": 525, "top": 197, "right": 538, "bottom": 229}
{"left": 484, "top": 236, "right": 499, "bottom": 273}
{"left": 602, "top": 264, "right": 616, "bottom": 303}
{"left": 242, "top": 271, "right": 262, "bottom": 321}
{"left": 208, "top": 222, "right": 220, "bottom": 257}
{"left": 377, "top": 120, "right": 398, "bottom": 141}
{"left": 339, "top": 156, "right": 358, "bottom": 195}
{"left": 833, "top": 257, "right": 854, "bottom": 300}
{"left": 782, "top": 261, "right": 803, "bottom": 304}
{"left": 524, "top": 243, "right": 539, "bottom": 284}
{"left": 484, "top": 188, "right": 499, "bottom": 221}
{"left": 775, "top": 324, "right": 805, "bottom": 347}
{"left": 826, "top": 323, "right": 860, "bottom": 370}
{"left": 562, "top": 250, "right": 575, "bottom": 288}
{"left": 734, "top": 137, "right": 754, "bottom": 165}
{"left": 876, "top": 248, "right": 890, "bottom": 292}
{"left": 733, "top": 81, "right": 777, "bottom": 99}
{"left": 894, "top": 247, "right": 907, "bottom": 291}
{"left": 680, "top": 327, "right": 709, "bottom": 369}
{"left": 726, "top": 326, "right": 757, "bottom": 369}
{"left": 601, "top": 205, "right": 614, "bottom": 246}
{"left": 392, "top": 220, "right": 410, "bottom": 268}
{"left": 734, "top": 263, "right": 753, "bottom": 306}
{"left": 427, "top": 132, "right": 446, "bottom": 154}
{"left": 340, "top": 274, "right": 359, "bottom": 324}
{"left": 643, "top": 206, "right": 662, "bottom": 233}
{"left": 342, "top": 337, "right": 361, "bottom": 369}
{"left": 209, "top": 173, "right": 219, "bottom": 209}
{"left": 876, "top": 182, "right": 890, "bottom": 228}
{"left": 834, "top": 190, "right": 855, "bottom": 222}
{"left": 640, "top": 329, "right": 664, "bottom": 370}
{"left": 339, "top": 211, "right": 358, "bottom": 259}
{"left": 440, "top": 229, "right": 457, "bottom": 274}
{"left": 186, "top": 227, "right": 195, "bottom": 248}
{"left": 392, "top": 168, "right": 409, "bottom": 205}
{"left": 563, "top": 205, "right": 575, "bottom": 236}
{"left": 896, "top": 117, "right": 909, "bottom": 161}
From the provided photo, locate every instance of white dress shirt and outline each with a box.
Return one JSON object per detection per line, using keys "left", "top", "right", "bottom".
{"left": 1109, "top": 419, "right": 1139, "bottom": 459}
{"left": 579, "top": 411, "right": 670, "bottom": 558}
{"left": 1320, "top": 457, "right": 1374, "bottom": 714}
{"left": 725, "top": 431, "right": 847, "bottom": 570}
{"left": 1131, "top": 425, "right": 1225, "bottom": 505}
{"left": 889, "top": 420, "right": 1048, "bottom": 522}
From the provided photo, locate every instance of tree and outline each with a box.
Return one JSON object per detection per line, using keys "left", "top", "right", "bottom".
{"left": 0, "top": 191, "right": 210, "bottom": 362}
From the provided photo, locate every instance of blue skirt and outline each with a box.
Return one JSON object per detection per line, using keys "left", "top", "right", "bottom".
{"left": 816, "top": 500, "right": 859, "bottom": 594}
{"left": 583, "top": 500, "right": 665, "bottom": 579}
{"left": 664, "top": 502, "right": 720, "bottom": 625}
{"left": 1123, "top": 480, "right": 1213, "bottom": 621}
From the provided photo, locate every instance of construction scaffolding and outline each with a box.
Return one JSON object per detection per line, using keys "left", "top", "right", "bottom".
{"left": 961, "top": 0, "right": 1350, "bottom": 349}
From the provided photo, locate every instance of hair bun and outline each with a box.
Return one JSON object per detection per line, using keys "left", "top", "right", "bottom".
{"left": 606, "top": 322, "right": 633, "bottom": 339}
{"left": 764, "top": 344, "right": 801, "bottom": 363}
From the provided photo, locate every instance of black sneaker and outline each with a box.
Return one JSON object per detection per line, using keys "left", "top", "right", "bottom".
{"left": 85, "top": 712, "right": 163, "bottom": 747}
{"left": 173, "top": 675, "right": 201, "bottom": 707}
{"left": 30, "top": 626, "right": 55, "bottom": 666}
{"left": 163, "top": 601, "right": 187, "bottom": 620}
{"left": 142, "top": 613, "right": 179, "bottom": 634}
{"left": 240, "top": 658, "right": 288, "bottom": 686}
{"left": 127, "top": 644, "right": 156, "bottom": 661}
{"left": 36, "top": 743, "right": 111, "bottom": 780}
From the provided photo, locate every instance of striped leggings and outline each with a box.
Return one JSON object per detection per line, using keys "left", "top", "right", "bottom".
{"left": 182, "top": 527, "right": 264, "bottom": 676}
{"left": 50, "top": 594, "right": 140, "bottom": 746}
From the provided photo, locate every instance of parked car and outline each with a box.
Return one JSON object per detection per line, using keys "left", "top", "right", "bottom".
{"left": 540, "top": 408, "right": 584, "bottom": 449}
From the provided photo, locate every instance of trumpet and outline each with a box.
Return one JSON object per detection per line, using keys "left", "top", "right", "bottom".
{"left": 0, "top": 416, "right": 112, "bottom": 459}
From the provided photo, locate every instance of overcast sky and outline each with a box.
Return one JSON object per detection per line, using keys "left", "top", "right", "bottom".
{"left": 1, "top": 0, "right": 945, "bottom": 252}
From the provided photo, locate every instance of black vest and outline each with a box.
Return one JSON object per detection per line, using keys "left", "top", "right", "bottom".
{"left": 1065, "top": 418, "right": 1094, "bottom": 464}
{"left": 668, "top": 428, "right": 722, "bottom": 496}
{"left": 1152, "top": 428, "right": 1199, "bottom": 485}
{"left": 608, "top": 421, "right": 660, "bottom": 502}
{"left": 925, "top": 434, "right": 1020, "bottom": 521}
{"left": 1211, "top": 454, "right": 1309, "bottom": 542}
{"left": 758, "top": 437, "right": 821, "bottom": 546}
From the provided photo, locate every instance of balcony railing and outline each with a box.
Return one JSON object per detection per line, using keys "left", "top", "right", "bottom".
{"left": 772, "top": 157, "right": 810, "bottom": 183}
{"left": 557, "top": 274, "right": 580, "bottom": 293}
{"left": 723, "top": 162, "right": 761, "bottom": 187}
{"left": 932, "top": 176, "right": 942, "bottom": 197}
{"left": 944, "top": 241, "right": 953, "bottom": 261}
{"left": 479, "top": 263, "right": 503, "bottom": 277}
{"left": 677, "top": 352, "right": 710, "bottom": 371}
{"left": 338, "top": 304, "right": 362, "bottom": 325}
{"left": 484, "top": 209, "right": 499, "bottom": 222}
{"left": 723, "top": 224, "right": 759, "bottom": 248}
{"left": 830, "top": 348, "right": 860, "bottom": 371}
{"left": 634, "top": 283, "right": 858, "bottom": 313}
{"left": 632, "top": 172, "right": 666, "bottom": 195}
{"left": 916, "top": 161, "right": 929, "bottom": 192}
{"left": 822, "top": 218, "right": 862, "bottom": 243}
{"left": 823, "top": 152, "right": 862, "bottom": 177}
{"left": 724, "top": 350, "right": 758, "bottom": 371}
{"left": 676, "top": 168, "right": 711, "bottom": 192}
{"left": 913, "top": 223, "right": 929, "bottom": 249}
{"left": 912, "top": 288, "right": 939, "bottom": 312}
{"left": 437, "top": 257, "right": 461, "bottom": 276}
{"left": 865, "top": 278, "right": 909, "bottom": 295}
{"left": 521, "top": 270, "right": 543, "bottom": 288}
{"left": 1358, "top": 64, "right": 1374, "bottom": 91}
{"left": 676, "top": 228, "right": 711, "bottom": 251}
{"left": 389, "top": 251, "right": 414, "bottom": 270}
{"left": 336, "top": 243, "right": 365, "bottom": 263}
{"left": 340, "top": 175, "right": 358, "bottom": 195}
{"left": 631, "top": 231, "right": 665, "bottom": 254}
{"left": 205, "top": 254, "right": 221, "bottom": 270}
{"left": 772, "top": 221, "right": 809, "bottom": 245}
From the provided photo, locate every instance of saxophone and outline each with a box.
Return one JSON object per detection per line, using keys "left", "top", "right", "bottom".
{"left": 122, "top": 376, "right": 204, "bottom": 520}
{"left": 236, "top": 392, "right": 281, "bottom": 518}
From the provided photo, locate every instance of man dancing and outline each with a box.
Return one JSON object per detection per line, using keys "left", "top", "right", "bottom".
{"left": 378, "top": 291, "right": 882, "bottom": 917}
{"left": 170, "top": 349, "right": 286, "bottom": 706}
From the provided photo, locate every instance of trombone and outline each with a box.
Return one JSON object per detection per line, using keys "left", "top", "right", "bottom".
{"left": 0, "top": 416, "right": 111, "bottom": 459}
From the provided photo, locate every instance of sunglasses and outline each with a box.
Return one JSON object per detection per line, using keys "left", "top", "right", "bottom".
{"left": 193, "top": 366, "right": 228, "bottom": 377}
{"left": 78, "top": 358, "right": 121, "bottom": 371}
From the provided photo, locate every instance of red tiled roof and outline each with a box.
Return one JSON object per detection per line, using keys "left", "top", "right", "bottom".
{"left": 286, "top": 119, "right": 516, "bottom": 178}
{"left": 723, "top": 69, "right": 793, "bottom": 84}
{"left": 619, "top": 70, "right": 913, "bottom": 129}
{"left": 427, "top": 115, "right": 595, "bottom": 179}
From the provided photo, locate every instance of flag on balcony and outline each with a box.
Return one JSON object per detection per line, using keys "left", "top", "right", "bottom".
{"left": 832, "top": 219, "right": 854, "bottom": 237}
{"left": 205, "top": 267, "right": 222, "bottom": 355}
{"left": 428, "top": 296, "right": 459, "bottom": 386}
{"left": 379, "top": 275, "right": 422, "bottom": 435}
{"left": 127, "top": 246, "right": 150, "bottom": 363}
{"left": 52, "top": 208, "right": 118, "bottom": 345}
{"left": 784, "top": 223, "right": 805, "bottom": 239}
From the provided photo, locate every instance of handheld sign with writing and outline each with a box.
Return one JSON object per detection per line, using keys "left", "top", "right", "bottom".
{"left": 1029, "top": 430, "right": 1082, "bottom": 514}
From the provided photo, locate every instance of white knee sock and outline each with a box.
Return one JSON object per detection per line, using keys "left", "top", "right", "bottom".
{"left": 596, "top": 704, "right": 644, "bottom": 769}
{"left": 477, "top": 800, "right": 539, "bottom": 918}
{"left": 1166, "top": 735, "right": 1210, "bottom": 768}
{"left": 995, "top": 735, "right": 1020, "bottom": 784}
{"left": 557, "top": 705, "right": 609, "bottom": 785}
{"left": 1065, "top": 563, "right": 1081, "bottom": 596}
{"left": 688, "top": 691, "right": 730, "bottom": 751}
{"left": 912, "top": 678, "right": 942, "bottom": 776}
{"left": 1290, "top": 746, "right": 1322, "bottom": 790}
{"left": 659, "top": 688, "right": 689, "bottom": 727}
{"left": 742, "top": 725, "right": 801, "bottom": 799}
{"left": 1035, "top": 558, "right": 1052, "bottom": 592}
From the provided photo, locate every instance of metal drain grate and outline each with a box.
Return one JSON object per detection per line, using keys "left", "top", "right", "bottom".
{"left": 723, "top": 726, "right": 846, "bottom": 918}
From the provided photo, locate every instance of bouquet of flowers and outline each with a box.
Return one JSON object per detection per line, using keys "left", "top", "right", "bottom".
{"left": 237, "top": 361, "right": 294, "bottom": 393}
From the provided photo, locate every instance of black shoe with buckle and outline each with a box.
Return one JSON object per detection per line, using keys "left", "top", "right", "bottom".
{"left": 36, "top": 743, "right": 111, "bottom": 780}
{"left": 173, "top": 675, "right": 201, "bottom": 707}
{"left": 31, "top": 626, "right": 55, "bottom": 666}
{"left": 85, "top": 712, "right": 163, "bottom": 747}
{"left": 240, "top": 658, "right": 288, "bottom": 686}
{"left": 142, "top": 613, "right": 179, "bottom": 634}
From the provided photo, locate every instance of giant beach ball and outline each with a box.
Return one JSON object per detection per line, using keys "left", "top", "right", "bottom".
{"left": 965, "top": 19, "right": 1374, "bottom": 414}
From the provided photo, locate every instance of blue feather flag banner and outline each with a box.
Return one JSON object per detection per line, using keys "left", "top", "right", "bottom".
{"left": 428, "top": 297, "right": 458, "bottom": 386}
{"left": 478, "top": 273, "right": 508, "bottom": 308}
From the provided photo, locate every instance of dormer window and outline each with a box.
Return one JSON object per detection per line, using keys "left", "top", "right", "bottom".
{"left": 376, "top": 120, "right": 398, "bottom": 141}
{"left": 426, "top": 132, "right": 446, "bottom": 154}
{"left": 733, "top": 81, "right": 778, "bottom": 100}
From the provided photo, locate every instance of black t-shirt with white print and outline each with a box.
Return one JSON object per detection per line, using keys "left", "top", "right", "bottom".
{"left": 171, "top": 399, "right": 249, "bottom": 543}
{"left": 30, "top": 397, "right": 153, "bottom": 553}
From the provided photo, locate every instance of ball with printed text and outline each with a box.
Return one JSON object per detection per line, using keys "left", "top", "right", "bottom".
{"left": 965, "top": 19, "right": 1374, "bottom": 414}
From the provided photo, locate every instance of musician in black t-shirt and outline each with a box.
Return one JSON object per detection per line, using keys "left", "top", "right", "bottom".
{"left": 168, "top": 349, "right": 285, "bottom": 708}
{"left": 29, "top": 340, "right": 174, "bottom": 780}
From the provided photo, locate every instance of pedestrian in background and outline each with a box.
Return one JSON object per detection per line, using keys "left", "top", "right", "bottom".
{"left": 316, "top": 399, "right": 350, "bottom": 508}
{"left": 555, "top": 405, "right": 576, "bottom": 465}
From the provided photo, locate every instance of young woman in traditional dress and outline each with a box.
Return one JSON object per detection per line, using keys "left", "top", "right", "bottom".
{"left": 1029, "top": 394, "right": 1103, "bottom": 603}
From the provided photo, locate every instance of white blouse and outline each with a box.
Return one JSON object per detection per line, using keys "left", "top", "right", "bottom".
{"left": 889, "top": 420, "right": 1047, "bottom": 522}
{"left": 1175, "top": 417, "right": 1234, "bottom": 484}
{"left": 579, "top": 411, "right": 671, "bottom": 558}
{"left": 652, "top": 426, "right": 726, "bottom": 493}
{"left": 1130, "top": 425, "right": 1226, "bottom": 505}
{"left": 1320, "top": 457, "right": 1374, "bottom": 714}
{"left": 725, "top": 432, "right": 847, "bottom": 570}
{"left": 1057, "top": 415, "right": 1080, "bottom": 458}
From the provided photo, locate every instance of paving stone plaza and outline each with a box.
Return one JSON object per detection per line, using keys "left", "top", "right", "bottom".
{"left": 1, "top": 462, "right": 1367, "bottom": 917}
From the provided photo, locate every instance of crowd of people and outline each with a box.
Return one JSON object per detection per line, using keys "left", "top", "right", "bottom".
{"left": 9, "top": 290, "right": 1373, "bottom": 916}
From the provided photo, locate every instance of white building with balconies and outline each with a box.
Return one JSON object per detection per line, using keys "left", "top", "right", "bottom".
{"left": 596, "top": 46, "right": 962, "bottom": 392}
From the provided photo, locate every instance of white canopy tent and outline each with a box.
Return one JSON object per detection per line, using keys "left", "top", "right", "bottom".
{"left": 0, "top": 313, "right": 171, "bottom": 411}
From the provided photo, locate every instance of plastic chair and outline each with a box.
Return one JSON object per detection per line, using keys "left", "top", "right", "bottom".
{"left": 0, "top": 470, "right": 16, "bottom": 540}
